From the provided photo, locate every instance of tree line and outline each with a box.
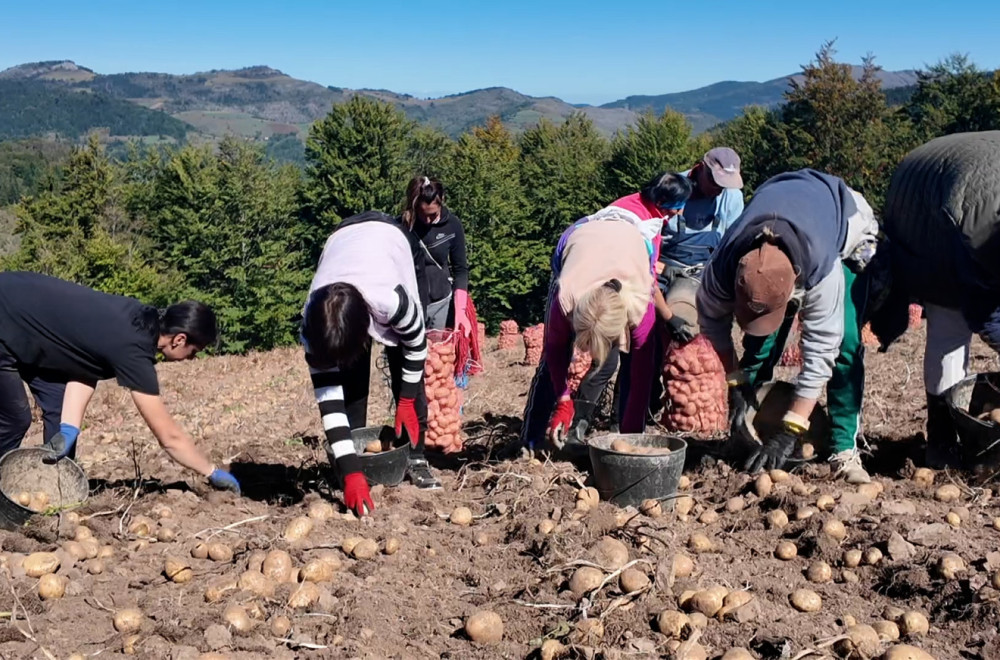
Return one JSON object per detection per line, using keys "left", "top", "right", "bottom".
{"left": 2, "top": 45, "right": 999, "bottom": 354}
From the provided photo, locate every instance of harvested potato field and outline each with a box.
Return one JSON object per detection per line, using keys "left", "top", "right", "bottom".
{"left": 1, "top": 327, "right": 999, "bottom": 659}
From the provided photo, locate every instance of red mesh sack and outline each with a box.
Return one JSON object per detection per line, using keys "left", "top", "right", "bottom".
{"left": 659, "top": 334, "right": 728, "bottom": 434}
{"left": 423, "top": 330, "right": 464, "bottom": 454}
{"left": 522, "top": 323, "right": 544, "bottom": 366}
{"left": 498, "top": 320, "right": 520, "bottom": 350}
{"left": 780, "top": 317, "right": 803, "bottom": 367}
{"left": 567, "top": 349, "right": 592, "bottom": 394}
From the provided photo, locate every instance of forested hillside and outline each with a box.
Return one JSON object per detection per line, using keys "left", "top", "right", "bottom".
{"left": 1, "top": 48, "right": 998, "bottom": 355}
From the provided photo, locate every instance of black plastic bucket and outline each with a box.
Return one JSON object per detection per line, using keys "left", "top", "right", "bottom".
{"left": 350, "top": 426, "right": 410, "bottom": 486}
{"left": 588, "top": 433, "right": 686, "bottom": 508}
{"left": 0, "top": 447, "right": 89, "bottom": 530}
{"left": 945, "top": 372, "right": 1000, "bottom": 470}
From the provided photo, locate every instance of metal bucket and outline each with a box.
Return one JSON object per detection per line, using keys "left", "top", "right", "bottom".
{"left": 0, "top": 447, "right": 89, "bottom": 530}
{"left": 945, "top": 372, "right": 1000, "bottom": 470}
{"left": 588, "top": 433, "right": 687, "bottom": 508}
{"left": 350, "top": 426, "right": 411, "bottom": 486}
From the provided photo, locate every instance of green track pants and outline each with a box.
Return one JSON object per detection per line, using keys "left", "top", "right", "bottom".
{"left": 740, "top": 264, "right": 868, "bottom": 454}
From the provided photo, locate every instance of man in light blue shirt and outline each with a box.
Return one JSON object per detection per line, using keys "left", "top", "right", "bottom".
{"left": 658, "top": 147, "right": 746, "bottom": 283}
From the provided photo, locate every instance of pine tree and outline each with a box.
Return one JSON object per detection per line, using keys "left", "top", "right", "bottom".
{"left": 304, "top": 96, "right": 414, "bottom": 230}
{"left": 519, "top": 113, "right": 610, "bottom": 242}
{"left": 605, "top": 110, "right": 698, "bottom": 200}
{"left": 442, "top": 117, "right": 547, "bottom": 326}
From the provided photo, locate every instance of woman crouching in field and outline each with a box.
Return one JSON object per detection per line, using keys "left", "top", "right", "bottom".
{"left": 302, "top": 211, "right": 440, "bottom": 517}
{"left": 0, "top": 271, "right": 240, "bottom": 493}
{"left": 519, "top": 219, "right": 658, "bottom": 452}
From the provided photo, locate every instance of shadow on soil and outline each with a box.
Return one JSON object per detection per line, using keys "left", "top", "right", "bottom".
{"left": 229, "top": 461, "right": 332, "bottom": 505}
{"left": 863, "top": 433, "right": 928, "bottom": 478}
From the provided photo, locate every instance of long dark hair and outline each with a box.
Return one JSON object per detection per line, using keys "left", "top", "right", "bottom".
{"left": 401, "top": 176, "right": 445, "bottom": 228}
{"left": 302, "top": 283, "right": 372, "bottom": 369}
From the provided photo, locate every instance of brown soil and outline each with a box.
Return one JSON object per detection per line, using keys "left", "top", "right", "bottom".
{"left": 0, "top": 326, "right": 998, "bottom": 659}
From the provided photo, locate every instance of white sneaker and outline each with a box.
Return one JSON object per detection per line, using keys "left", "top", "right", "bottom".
{"left": 830, "top": 449, "right": 871, "bottom": 484}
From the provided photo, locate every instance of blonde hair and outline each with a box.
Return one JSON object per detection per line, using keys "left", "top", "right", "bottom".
{"left": 572, "top": 279, "right": 649, "bottom": 366}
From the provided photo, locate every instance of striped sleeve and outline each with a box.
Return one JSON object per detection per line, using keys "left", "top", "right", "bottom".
{"left": 387, "top": 284, "right": 427, "bottom": 399}
{"left": 309, "top": 366, "right": 363, "bottom": 477}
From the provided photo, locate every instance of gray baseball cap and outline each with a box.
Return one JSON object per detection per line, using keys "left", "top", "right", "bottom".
{"left": 703, "top": 147, "right": 743, "bottom": 189}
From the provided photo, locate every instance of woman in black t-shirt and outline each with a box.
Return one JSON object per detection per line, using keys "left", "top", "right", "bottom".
{"left": 400, "top": 177, "right": 471, "bottom": 336}
{"left": 0, "top": 272, "right": 240, "bottom": 494}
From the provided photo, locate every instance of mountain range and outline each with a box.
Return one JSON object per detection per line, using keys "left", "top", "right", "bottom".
{"left": 0, "top": 60, "right": 921, "bottom": 145}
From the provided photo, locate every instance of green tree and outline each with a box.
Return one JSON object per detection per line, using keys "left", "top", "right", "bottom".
{"left": 519, "top": 114, "right": 610, "bottom": 242}
{"left": 442, "top": 117, "right": 547, "bottom": 326}
{"left": 906, "top": 54, "right": 1000, "bottom": 138}
{"left": 142, "top": 138, "right": 310, "bottom": 352}
{"left": 0, "top": 138, "right": 71, "bottom": 206}
{"left": 5, "top": 134, "right": 169, "bottom": 302}
{"left": 403, "top": 125, "right": 454, "bottom": 183}
{"left": 304, "top": 96, "right": 414, "bottom": 229}
{"left": 776, "top": 42, "right": 913, "bottom": 209}
{"left": 605, "top": 109, "right": 698, "bottom": 200}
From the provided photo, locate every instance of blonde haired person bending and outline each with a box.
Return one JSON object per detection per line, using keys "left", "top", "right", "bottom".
{"left": 520, "top": 219, "right": 658, "bottom": 450}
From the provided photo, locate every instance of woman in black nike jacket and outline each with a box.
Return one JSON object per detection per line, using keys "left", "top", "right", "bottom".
{"left": 401, "top": 177, "right": 472, "bottom": 337}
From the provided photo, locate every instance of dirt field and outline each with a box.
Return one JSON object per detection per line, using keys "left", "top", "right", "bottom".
{"left": 1, "top": 326, "right": 999, "bottom": 659}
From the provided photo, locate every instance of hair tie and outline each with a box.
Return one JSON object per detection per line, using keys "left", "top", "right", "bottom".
{"left": 604, "top": 278, "right": 622, "bottom": 293}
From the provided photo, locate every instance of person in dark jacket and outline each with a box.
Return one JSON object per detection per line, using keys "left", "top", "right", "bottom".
{"left": 401, "top": 176, "right": 471, "bottom": 336}
{"left": 0, "top": 272, "right": 240, "bottom": 493}
{"left": 876, "top": 131, "right": 1000, "bottom": 469}
{"left": 697, "top": 170, "right": 879, "bottom": 483}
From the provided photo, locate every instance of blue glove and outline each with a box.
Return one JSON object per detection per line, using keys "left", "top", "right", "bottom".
{"left": 208, "top": 469, "right": 241, "bottom": 495}
{"left": 42, "top": 423, "right": 80, "bottom": 464}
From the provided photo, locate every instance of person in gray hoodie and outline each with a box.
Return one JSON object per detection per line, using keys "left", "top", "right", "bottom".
{"left": 697, "top": 169, "right": 879, "bottom": 482}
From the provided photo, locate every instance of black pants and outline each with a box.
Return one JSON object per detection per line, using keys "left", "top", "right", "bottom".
{"left": 520, "top": 343, "right": 622, "bottom": 448}
{"left": 0, "top": 345, "right": 67, "bottom": 458}
{"left": 340, "top": 344, "right": 428, "bottom": 455}
{"left": 612, "top": 329, "right": 666, "bottom": 423}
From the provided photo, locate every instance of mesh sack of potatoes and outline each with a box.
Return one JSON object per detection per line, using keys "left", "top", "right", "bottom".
{"left": 424, "top": 330, "right": 464, "bottom": 453}
{"left": 659, "top": 334, "right": 728, "bottom": 434}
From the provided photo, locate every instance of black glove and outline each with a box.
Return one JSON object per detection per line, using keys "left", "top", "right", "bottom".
{"left": 666, "top": 315, "right": 696, "bottom": 344}
{"left": 743, "top": 430, "right": 798, "bottom": 474}
{"left": 727, "top": 381, "right": 756, "bottom": 431}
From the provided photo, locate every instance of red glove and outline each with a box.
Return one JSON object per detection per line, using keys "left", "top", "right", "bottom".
{"left": 454, "top": 289, "right": 472, "bottom": 338}
{"left": 547, "top": 398, "right": 575, "bottom": 446}
{"left": 343, "top": 472, "right": 374, "bottom": 516}
{"left": 395, "top": 397, "right": 420, "bottom": 447}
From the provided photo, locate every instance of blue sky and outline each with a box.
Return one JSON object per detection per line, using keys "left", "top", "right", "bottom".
{"left": 2, "top": 0, "right": 999, "bottom": 105}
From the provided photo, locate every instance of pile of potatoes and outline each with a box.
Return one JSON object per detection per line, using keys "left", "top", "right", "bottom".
{"left": 660, "top": 335, "right": 727, "bottom": 434}
{"left": 476, "top": 321, "right": 486, "bottom": 350}
{"left": 566, "top": 349, "right": 592, "bottom": 394}
{"left": 610, "top": 437, "right": 671, "bottom": 456}
{"left": 497, "top": 320, "right": 520, "bottom": 350}
{"left": 14, "top": 490, "right": 53, "bottom": 512}
{"left": 424, "top": 335, "right": 464, "bottom": 453}
{"left": 522, "top": 324, "right": 545, "bottom": 366}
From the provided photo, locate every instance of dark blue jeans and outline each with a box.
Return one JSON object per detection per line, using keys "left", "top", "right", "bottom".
{"left": 0, "top": 344, "right": 67, "bottom": 458}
